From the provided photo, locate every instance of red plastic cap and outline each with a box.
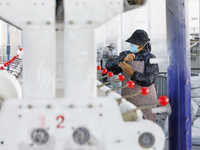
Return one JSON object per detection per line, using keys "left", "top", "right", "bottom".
{"left": 107, "top": 72, "right": 113, "bottom": 78}
{"left": 13, "top": 56, "right": 17, "bottom": 59}
{"left": 17, "top": 54, "right": 19, "bottom": 57}
{"left": 127, "top": 81, "right": 135, "bottom": 88}
{"left": 118, "top": 75, "right": 125, "bottom": 81}
{"left": 0, "top": 66, "right": 4, "bottom": 70}
{"left": 3, "top": 63, "right": 7, "bottom": 67}
{"left": 158, "top": 95, "right": 169, "bottom": 106}
{"left": 102, "top": 69, "right": 107, "bottom": 74}
{"left": 19, "top": 48, "right": 23, "bottom": 51}
{"left": 8, "top": 60, "right": 12, "bottom": 64}
{"left": 140, "top": 87, "right": 149, "bottom": 96}
{"left": 97, "top": 66, "right": 101, "bottom": 71}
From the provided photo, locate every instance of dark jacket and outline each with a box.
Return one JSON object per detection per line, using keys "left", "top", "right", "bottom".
{"left": 105, "top": 43, "right": 159, "bottom": 87}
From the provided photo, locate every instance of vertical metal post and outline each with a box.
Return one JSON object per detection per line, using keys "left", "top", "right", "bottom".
{"left": 21, "top": 30, "right": 23, "bottom": 48}
{"left": 104, "top": 24, "right": 107, "bottom": 47}
{"left": 166, "top": 0, "right": 191, "bottom": 150}
{"left": 0, "top": 46, "right": 2, "bottom": 63}
{"left": 117, "top": 14, "right": 122, "bottom": 55}
{"left": 147, "top": 0, "right": 151, "bottom": 38}
{"left": 0, "top": 21, "right": 2, "bottom": 63}
{"left": 199, "top": 0, "right": 200, "bottom": 74}
{"left": 6, "top": 24, "right": 10, "bottom": 70}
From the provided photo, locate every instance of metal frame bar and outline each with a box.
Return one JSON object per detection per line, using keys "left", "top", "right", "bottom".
{"left": 64, "top": 0, "right": 123, "bottom": 98}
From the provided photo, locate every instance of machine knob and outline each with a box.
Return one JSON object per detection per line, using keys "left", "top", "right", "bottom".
{"left": 139, "top": 132, "right": 155, "bottom": 148}
{"left": 73, "top": 127, "right": 90, "bottom": 145}
{"left": 31, "top": 128, "right": 49, "bottom": 145}
{"left": 97, "top": 66, "right": 101, "bottom": 71}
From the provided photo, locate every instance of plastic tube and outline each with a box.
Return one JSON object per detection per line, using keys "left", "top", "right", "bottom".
{"left": 151, "top": 104, "right": 171, "bottom": 114}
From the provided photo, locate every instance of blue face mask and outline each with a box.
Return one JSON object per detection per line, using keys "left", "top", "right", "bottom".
{"left": 110, "top": 49, "right": 114, "bottom": 51}
{"left": 129, "top": 44, "right": 139, "bottom": 53}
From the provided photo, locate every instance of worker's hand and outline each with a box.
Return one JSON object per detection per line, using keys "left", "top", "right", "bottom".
{"left": 118, "top": 62, "right": 134, "bottom": 76}
{"left": 124, "top": 53, "right": 135, "bottom": 62}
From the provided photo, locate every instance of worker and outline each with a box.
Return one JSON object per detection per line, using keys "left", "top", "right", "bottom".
{"left": 105, "top": 29, "right": 159, "bottom": 122}
{"left": 97, "top": 46, "right": 103, "bottom": 66}
{"left": 101, "top": 43, "right": 116, "bottom": 68}
{"left": 101, "top": 43, "right": 116, "bottom": 82}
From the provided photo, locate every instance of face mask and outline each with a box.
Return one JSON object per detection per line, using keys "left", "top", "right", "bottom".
{"left": 129, "top": 44, "right": 139, "bottom": 53}
{"left": 110, "top": 49, "right": 114, "bottom": 51}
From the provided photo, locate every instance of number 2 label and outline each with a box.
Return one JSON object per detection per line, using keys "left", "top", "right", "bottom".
{"left": 56, "top": 115, "right": 65, "bottom": 128}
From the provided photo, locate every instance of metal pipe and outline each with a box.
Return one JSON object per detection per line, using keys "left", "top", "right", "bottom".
{"left": 166, "top": 0, "right": 191, "bottom": 149}
{"left": 190, "top": 42, "right": 199, "bottom": 49}
{"left": 21, "top": 30, "right": 23, "bottom": 48}
{"left": 0, "top": 46, "right": 3, "bottom": 63}
{"left": 6, "top": 24, "right": 10, "bottom": 71}
{"left": 97, "top": 79, "right": 118, "bottom": 88}
{"left": 199, "top": 0, "right": 200, "bottom": 73}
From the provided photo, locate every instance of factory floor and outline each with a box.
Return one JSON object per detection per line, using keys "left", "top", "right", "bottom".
{"left": 164, "top": 140, "right": 200, "bottom": 150}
